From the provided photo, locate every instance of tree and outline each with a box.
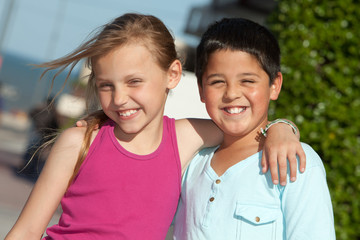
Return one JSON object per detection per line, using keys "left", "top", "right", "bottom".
{"left": 267, "top": 0, "right": 360, "bottom": 239}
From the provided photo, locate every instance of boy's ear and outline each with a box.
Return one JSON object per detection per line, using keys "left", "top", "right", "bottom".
{"left": 270, "top": 72, "right": 283, "bottom": 100}
{"left": 167, "top": 60, "right": 182, "bottom": 89}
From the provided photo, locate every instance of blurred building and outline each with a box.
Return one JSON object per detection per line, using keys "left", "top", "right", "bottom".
{"left": 182, "top": 0, "right": 277, "bottom": 71}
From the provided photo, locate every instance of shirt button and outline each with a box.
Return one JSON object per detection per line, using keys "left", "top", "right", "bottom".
{"left": 209, "top": 197, "right": 215, "bottom": 202}
{"left": 255, "top": 216, "right": 260, "bottom": 222}
{"left": 215, "top": 179, "right": 221, "bottom": 184}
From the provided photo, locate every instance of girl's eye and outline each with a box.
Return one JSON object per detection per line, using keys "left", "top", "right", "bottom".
{"left": 97, "top": 83, "right": 113, "bottom": 90}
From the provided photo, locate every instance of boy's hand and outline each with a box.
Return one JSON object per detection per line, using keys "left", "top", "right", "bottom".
{"left": 76, "top": 120, "right": 88, "bottom": 128}
{"left": 75, "top": 110, "right": 105, "bottom": 129}
{"left": 261, "top": 122, "right": 306, "bottom": 186}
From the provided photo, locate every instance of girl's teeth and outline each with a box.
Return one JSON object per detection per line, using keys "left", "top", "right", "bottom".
{"left": 119, "top": 109, "right": 138, "bottom": 116}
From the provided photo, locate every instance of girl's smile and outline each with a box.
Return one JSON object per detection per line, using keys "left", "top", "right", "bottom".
{"left": 94, "top": 44, "right": 171, "bottom": 138}
{"left": 117, "top": 108, "right": 140, "bottom": 118}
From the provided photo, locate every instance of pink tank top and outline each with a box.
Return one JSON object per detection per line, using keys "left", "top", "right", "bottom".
{"left": 44, "top": 116, "right": 181, "bottom": 239}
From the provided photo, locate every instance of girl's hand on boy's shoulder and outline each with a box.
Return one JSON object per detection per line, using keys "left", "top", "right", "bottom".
{"left": 261, "top": 123, "right": 306, "bottom": 186}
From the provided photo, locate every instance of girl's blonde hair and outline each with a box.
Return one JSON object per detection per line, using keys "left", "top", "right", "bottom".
{"left": 37, "top": 13, "right": 180, "bottom": 187}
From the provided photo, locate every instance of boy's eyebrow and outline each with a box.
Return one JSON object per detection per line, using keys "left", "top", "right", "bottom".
{"left": 239, "top": 72, "right": 261, "bottom": 78}
{"left": 205, "top": 72, "right": 261, "bottom": 80}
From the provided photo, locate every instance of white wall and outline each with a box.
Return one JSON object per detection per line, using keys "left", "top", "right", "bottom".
{"left": 164, "top": 71, "right": 209, "bottom": 120}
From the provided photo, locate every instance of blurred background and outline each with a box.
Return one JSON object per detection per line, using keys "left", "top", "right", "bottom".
{"left": 0, "top": 0, "right": 358, "bottom": 239}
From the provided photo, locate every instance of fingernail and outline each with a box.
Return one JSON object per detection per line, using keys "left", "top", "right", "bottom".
{"left": 273, "top": 180, "right": 279, "bottom": 185}
{"left": 290, "top": 177, "right": 296, "bottom": 182}
{"left": 301, "top": 168, "right": 305, "bottom": 173}
{"left": 281, "top": 181, "right": 286, "bottom": 186}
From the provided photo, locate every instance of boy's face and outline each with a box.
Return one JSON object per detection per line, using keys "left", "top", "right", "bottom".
{"left": 199, "top": 49, "right": 282, "bottom": 138}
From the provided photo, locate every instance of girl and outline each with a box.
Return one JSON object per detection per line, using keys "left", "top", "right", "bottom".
{"left": 6, "top": 13, "right": 305, "bottom": 240}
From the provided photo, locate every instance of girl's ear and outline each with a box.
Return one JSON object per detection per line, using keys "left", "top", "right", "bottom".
{"left": 167, "top": 60, "right": 182, "bottom": 89}
{"left": 270, "top": 72, "right": 283, "bottom": 100}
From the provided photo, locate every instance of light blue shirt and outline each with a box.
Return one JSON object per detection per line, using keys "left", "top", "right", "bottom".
{"left": 173, "top": 143, "right": 335, "bottom": 240}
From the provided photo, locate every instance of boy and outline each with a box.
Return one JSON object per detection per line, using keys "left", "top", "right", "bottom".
{"left": 173, "top": 18, "right": 335, "bottom": 239}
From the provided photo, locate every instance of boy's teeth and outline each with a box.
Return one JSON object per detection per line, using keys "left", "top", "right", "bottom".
{"left": 119, "top": 109, "right": 138, "bottom": 116}
{"left": 225, "top": 107, "right": 246, "bottom": 114}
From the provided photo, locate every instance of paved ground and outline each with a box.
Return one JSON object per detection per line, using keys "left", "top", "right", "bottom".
{"left": 0, "top": 113, "right": 61, "bottom": 238}
{"left": 0, "top": 112, "right": 173, "bottom": 239}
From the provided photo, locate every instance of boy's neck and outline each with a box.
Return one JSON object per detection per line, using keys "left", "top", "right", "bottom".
{"left": 210, "top": 128, "right": 264, "bottom": 177}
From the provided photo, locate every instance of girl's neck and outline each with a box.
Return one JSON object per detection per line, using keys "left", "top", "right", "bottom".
{"left": 113, "top": 117, "right": 164, "bottom": 155}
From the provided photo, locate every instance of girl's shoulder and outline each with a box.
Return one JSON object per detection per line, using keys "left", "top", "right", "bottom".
{"left": 56, "top": 126, "right": 99, "bottom": 150}
{"left": 58, "top": 127, "right": 86, "bottom": 145}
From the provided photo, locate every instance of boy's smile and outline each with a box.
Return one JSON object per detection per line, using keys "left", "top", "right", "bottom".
{"left": 222, "top": 106, "right": 247, "bottom": 115}
{"left": 200, "top": 49, "right": 282, "bottom": 141}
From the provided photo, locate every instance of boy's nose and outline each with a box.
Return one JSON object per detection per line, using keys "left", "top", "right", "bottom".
{"left": 224, "top": 85, "right": 242, "bottom": 100}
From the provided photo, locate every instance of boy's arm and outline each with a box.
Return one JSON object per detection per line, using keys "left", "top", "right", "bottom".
{"left": 262, "top": 120, "right": 306, "bottom": 186}
{"left": 174, "top": 118, "right": 305, "bottom": 184}
{"left": 5, "top": 127, "right": 85, "bottom": 240}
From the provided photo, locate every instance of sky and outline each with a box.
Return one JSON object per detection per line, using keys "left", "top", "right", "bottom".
{"left": 0, "top": 0, "right": 210, "bottom": 62}
{"left": 0, "top": 0, "right": 211, "bottom": 119}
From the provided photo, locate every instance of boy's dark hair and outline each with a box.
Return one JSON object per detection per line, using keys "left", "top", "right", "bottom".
{"left": 195, "top": 18, "right": 281, "bottom": 86}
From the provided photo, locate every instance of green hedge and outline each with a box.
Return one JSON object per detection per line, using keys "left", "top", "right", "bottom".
{"left": 266, "top": 0, "right": 360, "bottom": 239}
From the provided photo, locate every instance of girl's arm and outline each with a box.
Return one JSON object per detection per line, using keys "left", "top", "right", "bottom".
{"left": 175, "top": 118, "right": 305, "bottom": 184}
{"left": 5, "top": 127, "right": 85, "bottom": 240}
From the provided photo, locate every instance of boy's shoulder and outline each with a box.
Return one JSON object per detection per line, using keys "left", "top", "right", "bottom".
{"left": 191, "top": 146, "right": 219, "bottom": 165}
{"left": 299, "top": 142, "right": 324, "bottom": 169}
{"left": 198, "top": 146, "right": 219, "bottom": 156}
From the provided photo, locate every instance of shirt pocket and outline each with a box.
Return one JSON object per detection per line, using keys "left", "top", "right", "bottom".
{"left": 235, "top": 202, "right": 281, "bottom": 240}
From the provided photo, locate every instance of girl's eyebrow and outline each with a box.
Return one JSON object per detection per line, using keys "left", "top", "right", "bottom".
{"left": 94, "top": 77, "right": 110, "bottom": 82}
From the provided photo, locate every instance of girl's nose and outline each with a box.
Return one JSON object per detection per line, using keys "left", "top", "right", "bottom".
{"left": 113, "top": 89, "right": 128, "bottom": 106}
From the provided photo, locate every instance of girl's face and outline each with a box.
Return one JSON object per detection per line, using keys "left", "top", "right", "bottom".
{"left": 93, "top": 44, "right": 180, "bottom": 138}
{"left": 199, "top": 49, "right": 282, "bottom": 140}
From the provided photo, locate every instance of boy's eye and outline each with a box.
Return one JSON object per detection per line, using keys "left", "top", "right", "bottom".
{"left": 242, "top": 79, "right": 255, "bottom": 83}
{"left": 128, "top": 79, "right": 142, "bottom": 85}
{"left": 209, "top": 80, "right": 225, "bottom": 85}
